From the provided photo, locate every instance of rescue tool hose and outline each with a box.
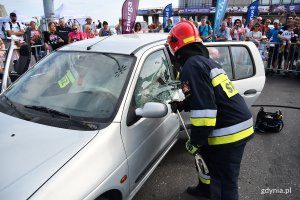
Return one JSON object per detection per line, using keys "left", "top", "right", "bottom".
{"left": 252, "top": 105, "right": 300, "bottom": 110}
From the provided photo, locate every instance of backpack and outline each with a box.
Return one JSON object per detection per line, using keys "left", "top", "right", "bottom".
{"left": 9, "top": 21, "right": 21, "bottom": 30}
{"left": 8, "top": 22, "right": 24, "bottom": 40}
{"left": 255, "top": 107, "right": 284, "bottom": 133}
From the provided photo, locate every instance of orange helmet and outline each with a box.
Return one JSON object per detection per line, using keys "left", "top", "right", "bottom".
{"left": 167, "top": 20, "right": 202, "bottom": 55}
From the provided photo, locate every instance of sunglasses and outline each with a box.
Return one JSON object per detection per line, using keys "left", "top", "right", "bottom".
{"left": 288, "top": 17, "right": 293, "bottom": 19}
{"left": 73, "top": 28, "right": 78, "bottom": 30}
{"left": 255, "top": 26, "right": 260, "bottom": 27}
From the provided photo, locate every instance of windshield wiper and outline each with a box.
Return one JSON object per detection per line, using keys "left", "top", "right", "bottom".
{"left": 1, "top": 95, "right": 30, "bottom": 120}
{"left": 24, "top": 105, "right": 98, "bottom": 130}
{"left": 24, "top": 105, "right": 69, "bottom": 118}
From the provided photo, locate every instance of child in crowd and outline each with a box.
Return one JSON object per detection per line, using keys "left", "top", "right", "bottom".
{"left": 258, "top": 35, "right": 269, "bottom": 61}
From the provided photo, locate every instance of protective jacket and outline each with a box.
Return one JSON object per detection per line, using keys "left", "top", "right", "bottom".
{"left": 180, "top": 55, "right": 254, "bottom": 146}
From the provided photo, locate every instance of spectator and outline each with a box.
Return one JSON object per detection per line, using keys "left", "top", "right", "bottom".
{"left": 92, "top": 22, "right": 97, "bottom": 32}
{"left": 97, "top": 20, "right": 102, "bottom": 29}
{"left": 282, "top": 16, "right": 295, "bottom": 31}
{"left": 256, "top": 16, "right": 264, "bottom": 31}
{"left": 148, "top": 23, "right": 156, "bottom": 33}
{"left": 267, "top": 19, "right": 282, "bottom": 74}
{"left": 134, "top": 22, "right": 143, "bottom": 34}
{"left": 83, "top": 17, "right": 96, "bottom": 33}
{"left": 25, "top": 21, "right": 43, "bottom": 62}
{"left": 153, "top": 21, "right": 163, "bottom": 33}
{"left": 4, "top": 12, "right": 25, "bottom": 45}
{"left": 245, "top": 20, "right": 254, "bottom": 34}
{"left": 1, "top": 22, "right": 7, "bottom": 39}
{"left": 241, "top": 18, "right": 246, "bottom": 28}
{"left": 44, "top": 22, "right": 64, "bottom": 52}
{"left": 258, "top": 35, "right": 269, "bottom": 61}
{"left": 214, "top": 21, "right": 232, "bottom": 41}
{"left": 99, "top": 21, "right": 112, "bottom": 36}
{"left": 68, "top": 24, "right": 85, "bottom": 43}
{"left": 262, "top": 19, "right": 271, "bottom": 36}
{"left": 84, "top": 25, "right": 95, "bottom": 39}
{"left": 246, "top": 22, "right": 262, "bottom": 46}
{"left": 164, "top": 18, "right": 173, "bottom": 33}
{"left": 289, "top": 17, "right": 300, "bottom": 68}
{"left": 56, "top": 18, "right": 72, "bottom": 45}
{"left": 230, "top": 19, "right": 245, "bottom": 41}
{"left": 226, "top": 16, "right": 233, "bottom": 28}
{"left": 0, "top": 38, "right": 5, "bottom": 66}
{"left": 115, "top": 18, "right": 122, "bottom": 35}
{"left": 280, "top": 23, "right": 294, "bottom": 75}
{"left": 198, "top": 16, "right": 213, "bottom": 42}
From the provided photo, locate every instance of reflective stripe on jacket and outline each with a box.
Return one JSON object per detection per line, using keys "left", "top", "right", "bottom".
{"left": 181, "top": 55, "right": 253, "bottom": 146}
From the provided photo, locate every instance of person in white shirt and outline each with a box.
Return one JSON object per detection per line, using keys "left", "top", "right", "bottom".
{"left": 4, "top": 12, "right": 25, "bottom": 63}
{"left": 280, "top": 23, "right": 294, "bottom": 74}
{"left": 246, "top": 22, "right": 262, "bottom": 46}
{"left": 4, "top": 12, "right": 25, "bottom": 43}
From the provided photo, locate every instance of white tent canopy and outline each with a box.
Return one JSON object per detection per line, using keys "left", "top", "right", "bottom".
{"left": 0, "top": 10, "right": 37, "bottom": 23}
{"left": 55, "top": 3, "right": 87, "bottom": 22}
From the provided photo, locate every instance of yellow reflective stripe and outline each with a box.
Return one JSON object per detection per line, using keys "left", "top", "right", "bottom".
{"left": 199, "top": 176, "right": 210, "bottom": 184}
{"left": 220, "top": 79, "right": 239, "bottom": 98}
{"left": 211, "top": 73, "right": 228, "bottom": 87}
{"left": 190, "top": 117, "right": 216, "bottom": 126}
{"left": 183, "top": 36, "right": 195, "bottom": 43}
{"left": 176, "top": 72, "right": 180, "bottom": 80}
{"left": 208, "top": 126, "right": 254, "bottom": 145}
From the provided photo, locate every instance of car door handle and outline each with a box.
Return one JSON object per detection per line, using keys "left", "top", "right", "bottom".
{"left": 244, "top": 89, "right": 257, "bottom": 95}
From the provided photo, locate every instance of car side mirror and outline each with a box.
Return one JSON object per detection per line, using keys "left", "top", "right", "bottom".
{"left": 135, "top": 102, "right": 168, "bottom": 118}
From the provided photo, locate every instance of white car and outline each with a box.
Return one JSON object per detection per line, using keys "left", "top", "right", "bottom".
{"left": 0, "top": 34, "right": 265, "bottom": 200}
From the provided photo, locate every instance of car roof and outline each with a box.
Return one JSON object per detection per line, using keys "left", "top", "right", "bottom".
{"left": 59, "top": 33, "right": 168, "bottom": 55}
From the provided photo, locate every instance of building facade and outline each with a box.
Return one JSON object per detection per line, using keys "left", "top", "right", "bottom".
{"left": 176, "top": 0, "right": 300, "bottom": 22}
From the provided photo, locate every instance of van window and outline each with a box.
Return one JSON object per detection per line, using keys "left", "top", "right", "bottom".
{"left": 134, "top": 49, "right": 173, "bottom": 108}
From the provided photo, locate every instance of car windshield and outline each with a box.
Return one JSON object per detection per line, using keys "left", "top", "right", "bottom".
{"left": 1, "top": 51, "right": 135, "bottom": 126}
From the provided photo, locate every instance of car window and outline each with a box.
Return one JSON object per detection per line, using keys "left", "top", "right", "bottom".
{"left": 207, "top": 46, "right": 233, "bottom": 79}
{"left": 231, "top": 46, "right": 254, "bottom": 79}
{"left": 134, "top": 49, "right": 173, "bottom": 108}
{"left": 207, "top": 46, "right": 254, "bottom": 80}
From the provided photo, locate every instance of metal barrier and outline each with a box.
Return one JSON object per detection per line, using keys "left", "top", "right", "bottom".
{"left": 264, "top": 41, "right": 300, "bottom": 75}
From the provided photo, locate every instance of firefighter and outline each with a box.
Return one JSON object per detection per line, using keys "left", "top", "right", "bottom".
{"left": 167, "top": 20, "right": 254, "bottom": 200}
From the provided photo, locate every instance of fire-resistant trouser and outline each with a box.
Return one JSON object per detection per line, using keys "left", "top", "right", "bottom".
{"left": 195, "top": 145, "right": 210, "bottom": 189}
{"left": 209, "top": 143, "right": 246, "bottom": 200}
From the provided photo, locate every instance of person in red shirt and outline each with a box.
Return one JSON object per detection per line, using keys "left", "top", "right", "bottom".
{"left": 84, "top": 25, "right": 95, "bottom": 39}
{"left": 68, "top": 24, "right": 85, "bottom": 43}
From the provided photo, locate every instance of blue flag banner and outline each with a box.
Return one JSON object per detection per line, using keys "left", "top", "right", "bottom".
{"left": 213, "top": 0, "right": 229, "bottom": 39}
{"left": 163, "top": 3, "right": 172, "bottom": 28}
{"left": 245, "top": 0, "right": 259, "bottom": 26}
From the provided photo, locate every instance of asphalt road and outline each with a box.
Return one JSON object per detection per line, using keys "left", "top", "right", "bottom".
{"left": 133, "top": 75, "right": 300, "bottom": 200}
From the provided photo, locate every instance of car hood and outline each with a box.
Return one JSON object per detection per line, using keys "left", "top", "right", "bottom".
{"left": 0, "top": 112, "right": 98, "bottom": 199}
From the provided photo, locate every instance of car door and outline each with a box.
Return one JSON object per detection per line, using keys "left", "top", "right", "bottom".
{"left": 120, "top": 46, "right": 180, "bottom": 192}
{"left": 206, "top": 42, "right": 266, "bottom": 107}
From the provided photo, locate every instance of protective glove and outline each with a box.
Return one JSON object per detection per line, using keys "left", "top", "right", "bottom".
{"left": 185, "top": 140, "right": 200, "bottom": 155}
{"left": 168, "top": 100, "right": 186, "bottom": 113}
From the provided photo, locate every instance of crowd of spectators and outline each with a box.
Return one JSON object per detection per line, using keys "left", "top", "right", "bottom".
{"left": 1, "top": 11, "right": 300, "bottom": 78}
